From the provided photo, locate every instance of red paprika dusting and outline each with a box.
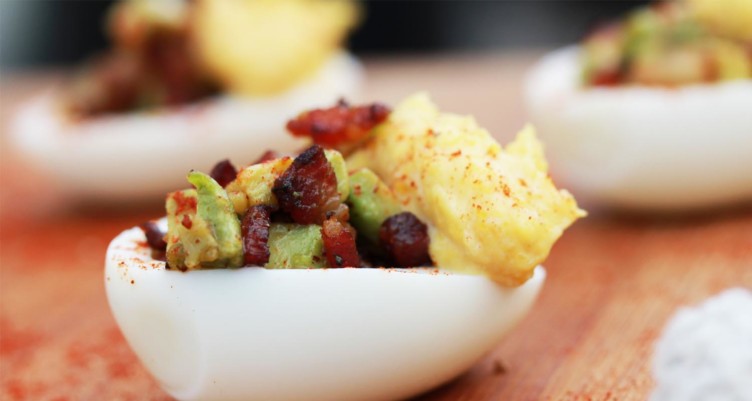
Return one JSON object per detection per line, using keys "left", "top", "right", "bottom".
{"left": 171, "top": 191, "right": 197, "bottom": 215}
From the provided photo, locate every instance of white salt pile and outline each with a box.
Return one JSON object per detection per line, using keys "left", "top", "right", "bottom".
{"left": 651, "top": 287, "right": 752, "bottom": 401}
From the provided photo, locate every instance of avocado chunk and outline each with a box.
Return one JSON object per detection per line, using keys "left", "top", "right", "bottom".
{"left": 266, "top": 224, "right": 326, "bottom": 268}
{"left": 324, "top": 149, "right": 350, "bottom": 201}
{"left": 346, "top": 168, "right": 402, "bottom": 243}
{"left": 187, "top": 171, "right": 243, "bottom": 268}
{"left": 165, "top": 189, "right": 221, "bottom": 270}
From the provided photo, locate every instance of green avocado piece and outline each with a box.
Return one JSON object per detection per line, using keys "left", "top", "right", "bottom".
{"left": 165, "top": 189, "right": 221, "bottom": 270}
{"left": 346, "top": 168, "right": 402, "bottom": 244}
{"left": 187, "top": 171, "right": 243, "bottom": 268}
{"left": 324, "top": 149, "right": 350, "bottom": 201}
{"left": 266, "top": 224, "right": 326, "bottom": 269}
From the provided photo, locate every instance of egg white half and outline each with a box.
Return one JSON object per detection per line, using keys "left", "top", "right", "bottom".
{"left": 11, "top": 52, "right": 362, "bottom": 201}
{"left": 105, "top": 222, "right": 545, "bottom": 401}
{"left": 525, "top": 47, "right": 752, "bottom": 211}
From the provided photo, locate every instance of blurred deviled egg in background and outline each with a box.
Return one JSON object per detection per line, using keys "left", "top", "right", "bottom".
{"left": 525, "top": 0, "right": 752, "bottom": 212}
{"left": 11, "top": 0, "right": 362, "bottom": 201}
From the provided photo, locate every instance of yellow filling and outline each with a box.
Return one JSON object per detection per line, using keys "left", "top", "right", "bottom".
{"left": 687, "top": 0, "right": 752, "bottom": 42}
{"left": 348, "top": 93, "right": 585, "bottom": 286}
{"left": 193, "top": 0, "right": 359, "bottom": 96}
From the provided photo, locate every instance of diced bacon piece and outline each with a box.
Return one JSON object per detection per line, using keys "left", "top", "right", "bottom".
{"left": 379, "top": 212, "right": 432, "bottom": 267}
{"left": 286, "top": 101, "right": 390, "bottom": 148}
{"left": 210, "top": 159, "right": 237, "bottom": 188}
{"left": 252, "top": 150, "right": 281, "bottom": 165}
{"left": 139, "top": 221, "right": 167, "bottom": 251}
{"left": 322, "top": 217, "right": 360, "bottom": 268}
{"left": 241, "top": 205, "right": 272, "bottom": 266}
{"left": 272, "top": 145, "right": 340, "bottom": 225}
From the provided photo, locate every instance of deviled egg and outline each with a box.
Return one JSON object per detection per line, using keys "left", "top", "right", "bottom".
{"left": 525, "top": 0, "right": 752, "bottom": 211}
{"left": 106, "top": 94, "right": 583, "bottom": 400}
{"left": 11, "top": 0, "right": 362, "bottom": 201}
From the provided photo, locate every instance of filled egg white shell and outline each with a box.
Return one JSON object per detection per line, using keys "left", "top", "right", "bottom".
{"left": 105, "top": 223, "right": 545, "bottom": 401}
{"left": 11, "top": 52, "right": 361, "bottom": 201}
{"left": 525, "top": 47, "right": 752, "bottom": 211}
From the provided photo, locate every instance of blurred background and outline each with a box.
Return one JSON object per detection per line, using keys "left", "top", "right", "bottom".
{"left": 1, "top": 0, "right": 650, "bottom": 71}
{"left": 2, "top": 2, "right": 752, "bottom": 401}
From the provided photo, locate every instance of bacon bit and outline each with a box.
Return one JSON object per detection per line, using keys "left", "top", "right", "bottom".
{"left": 502, "top": 183, "right": 511, "bottom": 197}
{"left": 590, "top": 69, "right": 623, "bottom": 86}
{"left": 322, "top": 217, "right": 360, "bottom": 268}
{"left": 241, "top": 205, "right": 272, "bottom": 266}
{"left": 379, "top": 212, "right": 432, "bottom": 267}
{"left": 286, "top": 101, "right": 390, "bottom": 149}
{"left": 450, "top": 150, "right": 462, "bottom": 158}
{"left": 252, "top": 150, "right": 281, "bottom": 165}
{"left": 138, "top": 221, "right": 167, "bottom": 251}
{"left": 702, "top": 52, "right": 720, "bottom": 83}
{"left": 64, "top": 53, "right": 143, "bottom": 118}
{"left": 170, "top": 191, "right": 197, "bottom": 215}
{"left": 209, "top": 159, "right": 237, "bottom": 188}
{"left": 181, "top": 215, "right": 193, "bottom": 229}
{"left": 272, "top": 145, "right": 340, "bottom": 225}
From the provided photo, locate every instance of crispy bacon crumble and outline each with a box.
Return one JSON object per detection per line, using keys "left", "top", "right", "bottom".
{"left": 139, "top": 221, "right": 167, "bottom": 251}
{"left": 321, "top": 217, "right": 360, "bottom": 268}
{"left": 252, "top": 150, "right": 282, "bottom": 165}
{"left": 210, "top": 159, "right": 238, "bottom": 188}
{"left": 379, "top": 212, "right": 432, "bottom": 267}
{"left": 286, "top": 100, "right": 390, "bottom": 149}
{"left": 272, "top": 145, "right": 340, "bottom": 225}
{"left": 241, "top": 205, "right": 272, "bottom": 266}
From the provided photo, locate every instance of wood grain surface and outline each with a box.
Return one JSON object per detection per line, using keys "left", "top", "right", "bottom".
{"left": 2, "top": 53, "right": 751, "bottom": 401}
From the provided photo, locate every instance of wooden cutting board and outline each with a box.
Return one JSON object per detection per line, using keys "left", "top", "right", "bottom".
{"left": 2, "top": 53, "right": 751, "bottom": 401}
